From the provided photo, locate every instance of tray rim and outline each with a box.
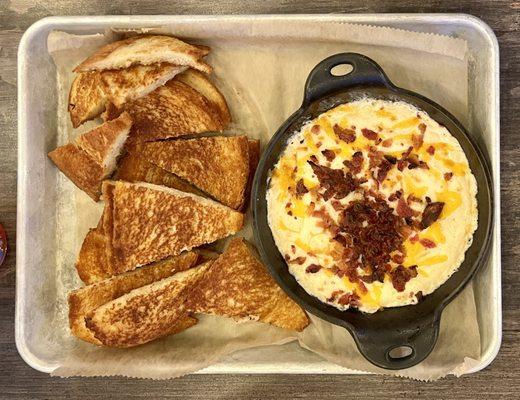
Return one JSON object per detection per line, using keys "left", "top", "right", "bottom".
{"left": 16, "top": 13, "right": 501, "bottom": 376}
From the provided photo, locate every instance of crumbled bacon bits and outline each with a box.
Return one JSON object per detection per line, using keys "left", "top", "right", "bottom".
{"left": 444, "top": 172, "right": 453, "bottom": 181}
{"left": 362, "top": 128, "right": 378, "bottom": 140}
{"left": 306, "top": 264, "right": 322, "bottom": 273}
{"left": 426, "top": 145, "right": 435, "bottom": 155}
{"left": 338, "top": 292, "right": 360, "bottom": 307}
{"left": 321, "top": 149, "right": 336, "bottom": 162}
{"left": 343, "top": 151, "right": 364, "bottom": 175}
{"left": 419, "top": 238, "right": 436, "bottom": 248}
{"left": 335, "top": 196, "right": 407, "bottom": 283}
{"left": 390, "top": 265, "right": 418, "bottom": 292}
{"left": 311, "top": 124, "right": 320, "bottom": 134}
{"left": 308, "top": 161, "right": 362, "bottom": 201}
{"left": 296, "top": 179, "right": 308, "bottom": 196}
{"left": 286, "top": 256, "right": 306, "bottom": 265}
{"left": 333, "top": 124, "right": 356, "bottom": 143}
{"left": 396, "top": 197, "right": 415, "bottom": 218}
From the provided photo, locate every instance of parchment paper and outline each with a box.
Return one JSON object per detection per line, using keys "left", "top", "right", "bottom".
{"left": 47, "top": 20, "right": 480, "bottom": 380}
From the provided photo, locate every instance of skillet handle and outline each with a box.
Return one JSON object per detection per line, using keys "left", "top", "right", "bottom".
{"left": 352, "top": 312, "right": 440, "bottom": 370}
{"left": 303, "top": 53, "right": 393, "bottom": 106}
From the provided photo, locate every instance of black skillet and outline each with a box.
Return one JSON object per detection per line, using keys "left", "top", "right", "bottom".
{"left": 251, "top": 53, "right": 493, "bottom": 370}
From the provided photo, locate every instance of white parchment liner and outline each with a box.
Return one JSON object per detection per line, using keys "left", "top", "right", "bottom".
{"left": 47, "top": 21, "right": 479, "bottom": 380}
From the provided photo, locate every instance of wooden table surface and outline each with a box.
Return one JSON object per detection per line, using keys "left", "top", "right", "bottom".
{"left": 1, "top": 1, "right": 518, "bottom": 398}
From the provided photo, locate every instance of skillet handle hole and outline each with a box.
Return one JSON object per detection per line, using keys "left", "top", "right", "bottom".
{"left": 330, "top": 63, "right": 353, "bottom": 77}
{"left": 387, "top": 345, "right": 414, "bottom": 360}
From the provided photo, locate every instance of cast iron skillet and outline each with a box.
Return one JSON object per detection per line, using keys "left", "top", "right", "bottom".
{"left": 251, "top": 53, "right": 493, "bottom": 370}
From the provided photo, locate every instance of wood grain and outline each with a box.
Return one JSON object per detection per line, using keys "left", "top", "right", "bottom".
{"left": 0, "top": 1, "right": 518, "bottom": 398}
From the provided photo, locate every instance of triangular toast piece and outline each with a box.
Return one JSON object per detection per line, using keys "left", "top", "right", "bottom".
{"left": 102, "top": 181, "right": 244, "bottom": 274}
{"left": 176, "top": 69, "right": 231, "bottom": 126}
{"left": 74, "top": 35, "right": 211, "bottom": 74}
{"left": 114, "top": 149, "right": 206, "bottom": 197}
{"left": 70, "top": 251, "right": 200, "bottom": 344}
{"left": 140, "top": 136, "right": 250, "bottom": 210}
{"left": 69, "top": 64, "right": 186, "bottom": 128}
{"left": 75, "top": 228, "right": 109, "bottom": 284}
{"left": 85, "top": 262, "right": 211, "bottom": 347}
{"left": 48, "top": 112, "right": 132, "bottom": 201}
{"left": 122, "top": 79, "right": 226, "bottom": 143}
{"left": 188, "top": 238, "right": 309, "bottom": 332}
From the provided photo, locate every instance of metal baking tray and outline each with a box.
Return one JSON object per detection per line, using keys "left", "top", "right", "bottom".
{"left": 16, "top": 14, "right": 500, "bottom": 375}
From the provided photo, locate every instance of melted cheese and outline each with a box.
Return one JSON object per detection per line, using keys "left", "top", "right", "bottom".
{"left": 267, "top": 98, "right": 478, "bottom": 313}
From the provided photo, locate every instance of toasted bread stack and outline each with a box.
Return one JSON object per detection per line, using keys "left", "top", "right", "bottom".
{"left": 49, "top": 34, "right": 308, "bottom": 348}
{"left": 68, "top": 35, "right": 229, "bottom": 144}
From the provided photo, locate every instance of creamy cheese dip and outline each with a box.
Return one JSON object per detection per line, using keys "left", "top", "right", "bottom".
{"left": 267, "top": 99, "right": 478, "bottom": 313}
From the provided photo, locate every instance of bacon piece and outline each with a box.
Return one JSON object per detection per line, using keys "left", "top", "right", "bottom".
{"left": 421, "top": 202, "right": 445, "bottom": 229}
{"left": 388, "top": 190, "right": 402, "bottom": 202}
{"left": 333, "top": 124, "right": 356, "bottom": 143}
{"left": 390, "top": 265, "right": 417, "bottom": 292}
{"left": 426, "top": 145, "right": 435, "bottom": 155}
{"left": 308, "top": 161, "right": 360, "bottom": 200}
{"left": 381, "top": 138, "right": 393, "bottom": 147}
{"left": 327, "top": 290, "right": 344, "bottom": 302}
{"left": 361, "top": 128, "right": 378, "bottom": 141}
{"left": 306, "top": 264, "right": 322, "bottom": 273}
{"left": 321, "top": 149, "right": 336, "bottom": 162}
{"left": 287, "top": 256, "right": 306, "bottom": 265}
{"left": 368, "top": 147, "right": 384, "bottom": 169}
{"left": 420, "top": 238, "right": 436, "bottom": 248}
{"left": 296, "top": 179, "right": 308, "bottom": 196}
{"left": 343, "top": 151, "right": 364, "bottom": 175}
{"left": 338, "top": 292, "right": 360, "bottom": 307}
{"left": 311, "top": 124, "right": 320, "bottom": 134}
{"left": 413, "top": 123, "right": 426, "bottom": 150}
{"left": 444, "top": 172, "right": 453, "bottom": 181}
{"left": 376, "top": 158, "right": 393, "bottom": 182}
{"left": 396, "top": 197, "right": 414, "bottom": 218}
{"left": 391, "top": 253, "right": 405, "bottom": 264}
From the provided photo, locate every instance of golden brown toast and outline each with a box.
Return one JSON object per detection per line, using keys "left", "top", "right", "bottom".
{"left": 102, "top": 181, "right": 244, "bottom": 274}
{"left": 113, "top": 149, "right": 206, "bottom": 197}
{"left": 68, "top": 71, "right": 106, "bottom": 128}
{"left": 122, "top": 80, "right": 226, "bottom": 143}
{"left": 48, "top": 113, "right": 132, "bottom": 201}
{"left": 69, "top": 251, "right": 200, "bottom": 344}
{"left": 75, "top": 228, "right": 109, "bottom": 284}
{"left": 176, "top": 69, "right": 231, "bottom": 126}
{"left": 140, "top": 136, "right": 250, "bottom": 210}
{"left": 74, "top": 35, "right": 212, "bottom": 74}
{"left": 69, "top": 64, "right": 185, "bottom": 128}
{"left": 85, "top": 261, "right": 212, "bottom": 347}
{"left": 188, "top": 238, "right": 309, "bottom": 332}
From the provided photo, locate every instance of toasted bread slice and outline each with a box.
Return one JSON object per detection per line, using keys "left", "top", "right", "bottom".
{"left": 69, "top": 64, "right": 186, "bottom": 128}
{"left": 140, "top": 136, "right": 250, "bottom": 209}
{"left": 85, "top": 261, "right": 211, "bottom": 347}
{"left": 68, "top": 71, "right": 106, "bottom": 128}
{"left": 74, "top": 35, "right": 212, "bottom": 74}
{"left": 69, "top": 251, "right": 200, "bottom": 343}
{"left": 102, "top": 181, "right": 244, "bottom": 274}
{"left": 75, "top": 228, "right": 109, "bottom": 284}
{"left": 189, "top": 238, "right": 309, "bottom": 332}
{"left": 123, "top": 80, "right": 226, "bottom": 143}
{"left": 114, "top": 150, "right": 205, "bottom": 197}
{"left": 176, "top": 69, "right": 231, "bottom": 126}
{"left": 48, "top": 113, "right": 132, "bottom": 201}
